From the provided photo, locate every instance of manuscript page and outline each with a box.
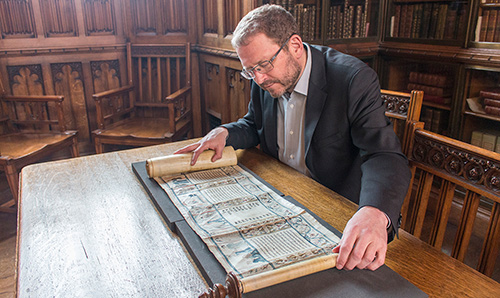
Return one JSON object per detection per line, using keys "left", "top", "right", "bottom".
{"left": 155, "top": 165, "right": 340, "bottom": 279}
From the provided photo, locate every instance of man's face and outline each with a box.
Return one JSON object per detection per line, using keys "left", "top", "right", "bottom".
{"left": 237, "top": 33, "right": 301, "bottom": 98}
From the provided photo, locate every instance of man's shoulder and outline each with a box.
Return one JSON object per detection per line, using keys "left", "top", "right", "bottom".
{"left": 309, "top": 44, "right": 367, "bottom": 70}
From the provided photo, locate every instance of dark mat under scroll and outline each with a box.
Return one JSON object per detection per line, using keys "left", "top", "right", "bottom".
{"left": 132, "top": 161, "right": 427, "bottom": 298}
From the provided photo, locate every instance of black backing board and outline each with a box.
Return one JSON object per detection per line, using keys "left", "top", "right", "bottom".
{"left": 132, "top": 162, "right": 427, "bottom": 297}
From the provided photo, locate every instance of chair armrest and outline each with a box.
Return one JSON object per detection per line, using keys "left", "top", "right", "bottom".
{"left": 93, "top": 85, "right": 134, "bottom": 100}
{"left": 165, "top": 86, "right": 191, "bottom": 102}
{"left": 2, "top": 95, "right": 64, "bottom": 103}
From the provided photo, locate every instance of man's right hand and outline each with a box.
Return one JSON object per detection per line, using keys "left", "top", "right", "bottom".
{"left": 174, "top": 127, "right": 229, "bottom": 165}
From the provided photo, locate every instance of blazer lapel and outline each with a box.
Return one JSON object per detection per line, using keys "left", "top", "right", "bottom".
{"left": 263, "top": 92, "right": 279, "bottom": 159}
{"left": 304, "top": 45, "right": 328, "bottom": 156}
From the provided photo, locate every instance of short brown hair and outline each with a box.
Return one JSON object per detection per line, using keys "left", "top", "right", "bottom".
{"left": 231, "top": 4, "right": 298, "bottom": 49}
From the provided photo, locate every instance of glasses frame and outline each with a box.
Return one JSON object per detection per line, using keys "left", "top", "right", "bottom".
{"left": 240, "top": 33, "right": 295, "bottom": 80}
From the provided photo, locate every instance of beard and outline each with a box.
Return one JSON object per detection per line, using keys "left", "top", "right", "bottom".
{"left": 258, "top": 53, "right": 302, "bottom": 98}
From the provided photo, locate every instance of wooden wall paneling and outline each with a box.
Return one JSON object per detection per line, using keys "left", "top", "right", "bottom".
{"left": 39, "top": 0, "right": 78, "bottom": 37}
{"left": 51, "top": 62, "right": 89, "bottom": 143}
{"left": 0, "top": 0, "right": 126, "bottom": 51}
{"left": 199, "top": 54, "right": 222, "bottom": 132}
{"left": 82, "top": 0, "right": 116, "bottom": 36}
{"left": 0, "top": 47, "right": 126, "bottom": 154}
{"left": 226, "top": 66, "right": 250, "bottom": 123}
{"left": 125, "top": 0, "right": 193, "bottom": 44}
{"left": 0, "top": 0, "right": 37, "bottom": 38}
{"left": 196, "top": 0, "right": 257, "bottom": 50}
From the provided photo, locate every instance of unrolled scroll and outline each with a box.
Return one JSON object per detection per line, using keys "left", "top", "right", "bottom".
{"left": 146, "top": 146, "right": 237, "bottom": 178}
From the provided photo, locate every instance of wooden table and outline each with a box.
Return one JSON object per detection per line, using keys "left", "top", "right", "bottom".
{"left": 17, "top": 140, "right": 500, "bottom": 297}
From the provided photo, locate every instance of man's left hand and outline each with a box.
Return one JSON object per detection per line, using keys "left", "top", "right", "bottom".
{"left": 332, "top": 206, "right": 388, "bottom": 271}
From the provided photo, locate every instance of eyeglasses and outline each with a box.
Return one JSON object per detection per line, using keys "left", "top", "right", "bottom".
{"left": 240, "top": 34, "right": 295, "bottom": 80}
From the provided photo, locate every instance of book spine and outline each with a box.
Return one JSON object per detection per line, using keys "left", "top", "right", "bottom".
{"left": 471, "top": 131, "right": 484, "bottom": 147}
{"left": 480, "top": 90, "right": 500, "bottom": 100}
{"left": 394, "top": 5, "right": 401, "bottom": 37}
{"left": 480, "top": 9, "right": 490, "bottom": 41}
{"left": 485, "top": 105, "right": 500, "bottom": 116}
{"left": 486, "top": 9, "right": 498, "bottom": 42}
{"left": 407, "top": 83, "right": 450, "bottom": 97}
{"left": 484, "top": 98, "right": 500, "bottom": 108}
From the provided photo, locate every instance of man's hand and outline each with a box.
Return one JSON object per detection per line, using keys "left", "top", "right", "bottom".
{"left": 174, "top": 127, "right": 229, "bottom": 165}
{"left": 332, "top": 206, "right": 388, "bottom": 271}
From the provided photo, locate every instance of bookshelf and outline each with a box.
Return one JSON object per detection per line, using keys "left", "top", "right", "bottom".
{"left": 471, "top": 0, "right": 500, "bottom": 46}
{"left": 460, "top": 66, "right": 500, "bottom": 152}
{"left": 379, "top": 57, "right": 457, "bottom": 136}
{"left": 384, "top": 0, "right": 470, "bottom": 46}
{"left": 265, "top": 0, "right": 380, "bottom": 44}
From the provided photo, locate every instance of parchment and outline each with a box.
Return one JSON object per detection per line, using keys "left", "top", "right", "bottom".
{"left": 155, "top": 165, "right": 340, "bottom": 279}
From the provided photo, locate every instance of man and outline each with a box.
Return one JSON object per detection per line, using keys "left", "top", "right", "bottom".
{"left": 176, "top": 4, "right": 411, "bottom": 271}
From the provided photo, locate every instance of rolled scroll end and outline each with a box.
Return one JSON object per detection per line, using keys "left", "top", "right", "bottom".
{"left": 145, "top": 159, "right": 153, "bottom": 178}
{"left": 198, "top": 272, "right": 242, "bottom": 298}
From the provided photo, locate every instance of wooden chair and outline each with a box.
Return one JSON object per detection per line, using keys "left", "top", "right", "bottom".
{"left": 382, "top": 89, "right": 424, "bottom": 155}
{"left": 92, "top": 43, "right": 192, "bottom": 154}
{"left": 0, "top": 95, "right": 79, "bottom": 213}
{"left": 401, "top": 120, "right": 500, "bottom": 277}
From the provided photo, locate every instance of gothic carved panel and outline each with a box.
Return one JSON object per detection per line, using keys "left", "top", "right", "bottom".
{"left": 226, "top": 67, "right": 250, "bottom": 122}
{"left": 412, "top": 131, "right": 500, "bottom": 196}
{"left": 39, "top": 0, "right": 78, "bottom": 37}
{"left": 51, "top": 62, "right": 90, "bottom": 141}
{"left": 131, "top": 44, "right": 186, "bottom": 56}
{"left": 82, "top": 0, "right": 116, "bottom": 36}
{"left": 223, "top": 0, "right": 244, "bottom": 36}
{"left": 131, "top": 0, "right": 157, "bottom": 34}
{"left": 202, "top": 61, "right": 221, "bottom": 120}
{"left": 131, "top": 0, "right": 187, "bottom": 35}
{"left": 202, "top": 0, "right": 217, "bottom": 34}
{"left": 7, "top": 64, "right": 44, "bottom": 95}
{"left": 90, "top": 60, "right": 121, "bottom": 93}
{"left": 0, "top": 0, "right": 36, "bottom": 38}
{"left": 158, "top": 0, "right": 187, "bottom": 34}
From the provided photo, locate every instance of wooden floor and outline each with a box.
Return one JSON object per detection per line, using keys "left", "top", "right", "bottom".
{"left": 0, "top": 169, "right": 499, "bottom": 298}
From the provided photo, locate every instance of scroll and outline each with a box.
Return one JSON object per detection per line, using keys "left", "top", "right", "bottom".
{"left": 146, "top": 147, "right": 340, "bottom": 297}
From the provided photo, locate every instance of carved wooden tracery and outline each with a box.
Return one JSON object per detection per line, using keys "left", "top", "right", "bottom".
{"left": 412, "top": 130, "right": 500, "bottom": 195}
{"left": 82, "top": 0, "right": 116, "bottom": 36}
{"left": 382, "top": 93, "right": 409, "bottom": 117}
{"left": 0, "top": 0, "right": 36, "bottom": 38}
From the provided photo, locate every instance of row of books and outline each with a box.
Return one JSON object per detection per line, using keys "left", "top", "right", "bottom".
{"left": 407, "top": 71, "right": 452, "bottom": 105}
{"left": 326, "top": 3, "right": 370, "bottom": 39}
{"left": 271, "top": 1, "right": 320, "bottom": 40}
{"left": 293, "top": 4, "right": 320, "bottom": 41}
{"left": 475, "top": 8, "right": 500, "bottom": 42}
{"left": 420, "top": 106, "right": 449, "bottom": 135}
{"left": 470, "top": 130, "right": 500, "bottom": 153}
{"left": 479, "top": 88, "right": 500, "bottom": 116}
{"left": 389, "top": 2, "right": 467, "bottom": 40}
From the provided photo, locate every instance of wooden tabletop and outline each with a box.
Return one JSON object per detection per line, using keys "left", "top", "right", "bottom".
{"left": 17, "top": 141, "right": 500, "bottom": 297}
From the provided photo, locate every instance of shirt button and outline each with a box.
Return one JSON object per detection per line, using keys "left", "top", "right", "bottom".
{"left": 289, "top": 130, "right": 294, "bottom": 135}
{"left": 290, "top": 104, "right": 295, "bottom": 109}
{"left": 289, "top": 154, "right": 294, "bottom": 159}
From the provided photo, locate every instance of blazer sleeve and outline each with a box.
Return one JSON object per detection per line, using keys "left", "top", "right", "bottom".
{"left": 347, "top": 66, "right": 411, "bottom": 237}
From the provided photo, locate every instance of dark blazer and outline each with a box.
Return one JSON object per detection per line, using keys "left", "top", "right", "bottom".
{"left": 223, "top": 44, "right": 411, "bottom": 239}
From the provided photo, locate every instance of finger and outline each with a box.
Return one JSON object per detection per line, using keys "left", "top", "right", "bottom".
{"left": 343, "top": 236, "right": 371, "bottom": 270}
{"left": 174, "top": 143, "right": 200, "bottom": 154}
{"left": 191, "top": 146, "right": 205, "bottom": 165}
{"left": 336, "top": 235, "right": 357, "bottom": 270}
{"left": 365, "top": 247, "right": 386, "bottom": 271}
{"left": 211, "top": 144, "right": 226, "bottom": 162}
{"left": 356, "top": 242, "right": 377, "bottom": 270}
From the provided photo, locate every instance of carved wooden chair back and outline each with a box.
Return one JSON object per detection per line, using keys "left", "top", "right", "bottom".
{"left": 382, "top": 89, "right": 423, "bottom": 155}
{"left": 0, "top": 95, "right": 79, "bottom": 212}
{"left": 401, "top": 120, "right": 500, "bottom": 277}
{"left": 92, "top": 43, "right": 192, "bottom": 154}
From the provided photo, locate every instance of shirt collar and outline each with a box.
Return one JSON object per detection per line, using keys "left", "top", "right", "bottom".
{"left": 293, "top": 43, "right": 312, "bottom": 97}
